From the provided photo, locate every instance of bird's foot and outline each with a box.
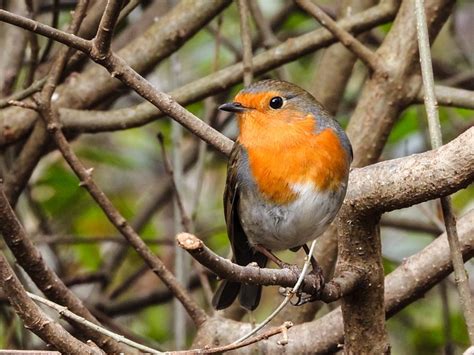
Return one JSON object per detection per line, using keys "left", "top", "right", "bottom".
{"left": 291, "top": 268, "right": 325, "bottom": 306}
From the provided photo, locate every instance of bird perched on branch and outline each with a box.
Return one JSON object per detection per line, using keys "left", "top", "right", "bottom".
{"left": 212, "top": 80, "right": 352, "bottom": 311}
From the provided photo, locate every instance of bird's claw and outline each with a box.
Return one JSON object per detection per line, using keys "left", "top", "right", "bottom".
{"left": 291, "top": 267, "right": 325, "bottom": 306}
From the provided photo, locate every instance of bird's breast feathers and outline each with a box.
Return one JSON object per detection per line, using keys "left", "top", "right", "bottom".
{"left": 236, "top": 127, "right": 350, "bottom": 250}
{"left": 239, "top": 117, "right": 350, "bottom": 205}
{"left": 238, "top": 180, "right": 346, "bottom": 250}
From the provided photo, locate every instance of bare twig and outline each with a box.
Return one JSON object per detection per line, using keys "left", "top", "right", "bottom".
{"left": 92, "top": 0, "right": 124, "bottom": 58}
{"left": 33, "top": 104, "right": 208, "bottom": 326}
{"left": 248, "top": 0, "right": 279, "bottom": 48}
{"left": 39, "top": 0, "right": 60, "bottom": 62}
{"left": 0, "top": 1, "right": 397, "bottom": 147}
{"left": 158, "top": 133, "right": 214, "bottom": 307}
{"left": 7, "top": 100, "right": 38, "bottom": 110}
{"left": 27, "top": 292, "right": 162, "bottom": 354}
{"left": 237, "top": 0, "right": 253, "bottom": 86}
{"left": 0, "top": 77, "right": 46, "bottom": 108}
{"left": 295, "top": 0, "right": 380, "bottom": 71}
{"left": 24, "top": 0, "right": 39, "bottom": 89}
{"left": 200, "top": 321, "right": 293, "bottom": 354}
{"left": 415, "top": 0, "right": 474, "bottom": 343}
{"left": 0, "top": 253, "right": 98, "bottom": 354}
{"left": 177, "top": 233, "right": 360, "bottom": 301}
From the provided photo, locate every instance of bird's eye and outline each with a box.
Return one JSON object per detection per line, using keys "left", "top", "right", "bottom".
{"left": 269, "top": 96, "right": 284, "bottom": 109}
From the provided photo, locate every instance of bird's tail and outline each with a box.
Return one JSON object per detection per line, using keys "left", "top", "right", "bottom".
{"left": 212, "top": 253, "right": 267, "bottom": 311}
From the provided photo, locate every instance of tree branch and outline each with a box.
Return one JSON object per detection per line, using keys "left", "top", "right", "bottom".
{"left": 237, "top": 0, "right": 253, "bottom": 86}
{"left": 27, "top": 292, "right": 162, "bottom": 354}
{"left": 0, "top": 252, "right": 98, "bottom": 354}
{"left": 347, "top": 127, "right": 473, "bottom": 214}
{"left": 295, "top": 0, "right": 380, "bottom": 71}
{"left": 91, "top": 0, "right": 124, "bottom": 58}
{"left": 0, "top": 0, "right": 398, "bottom": 147}
{"left": 415, "top": 85, "right": 474, "bottom": 109}
{"left": 177, "top": 232, "right": 363, "bottom": 303}
{"left": 192, "top": 209, "right": 474, "bottom": 353}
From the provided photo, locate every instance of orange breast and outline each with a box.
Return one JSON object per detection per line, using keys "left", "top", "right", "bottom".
{"left": 239, "top": 111, "right": 349, "bottom": 204}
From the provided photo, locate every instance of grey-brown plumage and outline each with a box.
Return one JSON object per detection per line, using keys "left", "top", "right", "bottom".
{"left": 212, "top": 144, "right": 267, "bottom": 311}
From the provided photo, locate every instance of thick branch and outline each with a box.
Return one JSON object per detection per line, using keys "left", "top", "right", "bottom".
{"left": 347, "top": 127, "right": 474, "bottom": 214}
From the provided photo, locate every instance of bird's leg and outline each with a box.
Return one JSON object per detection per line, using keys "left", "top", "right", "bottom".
{"left": 302, "top": 244, "right": 321, "bottom": 274}
{"left": 301, "top": 244, "right": 325, "bottom": 299}
{"left": 253, "top": 244, "right": 300, "bottom": 274}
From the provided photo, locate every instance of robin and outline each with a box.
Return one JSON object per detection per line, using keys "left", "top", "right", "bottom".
{"left": 212, "top": 80, "right": 353, "bottom": 311}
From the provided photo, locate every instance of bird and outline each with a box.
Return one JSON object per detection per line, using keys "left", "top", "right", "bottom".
{"left": 212, "top": 79, "right": 353, "bottom": 311}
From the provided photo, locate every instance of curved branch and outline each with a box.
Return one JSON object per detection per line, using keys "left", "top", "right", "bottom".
{"left": 176, "top": 233, "right": 363, "bottom": 303}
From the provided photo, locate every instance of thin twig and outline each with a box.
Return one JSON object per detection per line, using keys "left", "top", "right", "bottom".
{"left": 158, "top": 133, "right": 215, "bottom": 307}
{"left": 0, "top": 252, "right": 98, "bottom": 354}
{"left": 7, "top": 100, "right": 38, "bottom": 110}
{"left": 247, "top": 0, "right": 288, "bottom": 80}
{"left": 27, "top": 292, "right": 163, "bottom": 354}
{"left": 201, "top": 321, "right": 293, "bottom": 354}
{"left": 247, "top": 0, "right": 279, "bottom": 48}
{"left": 415, "top": 0, "right": 474, "bottom": 343}
{"left": 24, "top": 0, "right": 39, "bottom": 89}
{"left": 232, "top": 239, "right": 317, "bottom": 344}
{"left": 295, "top": 0, "right": 379, "bottom": 71}
{"left": 33, "top": 103, "right": 207, "bottom": 326}
{"left": 237, "top": 0, "right": 253, "bottom": 86}
{"left": 0, "top": 77, "right": 46, "bottom": 108}
{"left": 39, "top": 0, "right": 59, "bottom": 62}
{"left": 157, "top": 133, "right": 192, "bottom": 232}
{"left": 92, "top": 0, "right": 124, "bottom": 58}
{"left": 177, "top": 232, "right": 361, "bottom": 300}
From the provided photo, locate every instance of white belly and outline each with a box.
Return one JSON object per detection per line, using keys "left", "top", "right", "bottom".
{"left": 238, "top": 182, "right": 346, "bottom": 251}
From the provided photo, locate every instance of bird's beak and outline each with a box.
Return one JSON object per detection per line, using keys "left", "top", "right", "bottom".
{"left": 218, "top": 102, "right": 247, "bottom": 113}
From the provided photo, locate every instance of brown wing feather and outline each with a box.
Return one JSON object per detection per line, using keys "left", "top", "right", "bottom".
{"left": 212, "top": 142, "right": 267, "bottom": 311}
